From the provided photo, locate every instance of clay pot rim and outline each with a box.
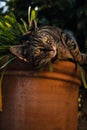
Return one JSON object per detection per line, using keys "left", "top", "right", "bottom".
{"left": 4, "top": 60, "right": 81, "bottom": 87}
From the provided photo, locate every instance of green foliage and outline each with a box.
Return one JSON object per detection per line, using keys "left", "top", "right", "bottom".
{"left": 0, "top": 13, "right": 28, "bottom": 69}
{"left": 79, "top": 65, "right": 87, "bottom": 89}
{"left": 0, "top": 0, "right": 87, "bottom": 51}
{"left": 0, "top": 7, "right": 37, "bottom": 70}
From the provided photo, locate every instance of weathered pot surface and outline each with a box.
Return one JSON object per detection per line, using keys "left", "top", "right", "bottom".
{"left": 0, "top": 59, "right": 81, "bottom": 130}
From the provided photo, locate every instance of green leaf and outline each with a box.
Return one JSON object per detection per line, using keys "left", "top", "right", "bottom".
{"left": 31, "top": 10, "right": 37, "bottom": 20}
{"left": 28, "top": 6, "right": 37, "bottom": 26}
{"left": 48, "top": 61, "right": 53, "bottom": 72}
{"left": 0, "top": 55, "right": 7, "bottom": 60}
{"left": 28, "top": 6, "right": 31, "bottom": 26}
{"left": 79, "top": 65, "right": 87, "bottom": 89}
{"left": 16, "top": 23, "right": 25, "bottom": 34}
{"left": 21, "top": 18, "right": 28, "bottom": 32}
{"left": 0, "top": 57, "right": 16, "bottom": 70}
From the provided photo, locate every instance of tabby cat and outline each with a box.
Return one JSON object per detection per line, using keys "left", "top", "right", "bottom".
{"left": 10, "top": 23, "right": 87, "bottom": 69}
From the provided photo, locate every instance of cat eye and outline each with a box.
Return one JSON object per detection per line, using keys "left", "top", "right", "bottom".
{"left": 35, "top": 49, "right": 41, "bottom": 54}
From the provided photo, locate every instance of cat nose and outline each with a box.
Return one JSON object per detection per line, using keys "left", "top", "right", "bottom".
{"left": 46, "top": 48, "right": 54, "bottom": 52}
{"left": 49, "top": 46, "right": 56, "bottom": 52}
{"left": 45, "top": 45, "right": 55, "bottom": 51}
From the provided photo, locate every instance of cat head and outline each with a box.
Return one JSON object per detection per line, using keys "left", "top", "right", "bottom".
{"left": 10, "top": 26, "right": 57, "bottom": 69}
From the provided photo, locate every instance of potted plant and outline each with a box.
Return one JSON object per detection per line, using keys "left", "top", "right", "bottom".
{"left": 0, "top": 8, "right": 86, "bottom": 130}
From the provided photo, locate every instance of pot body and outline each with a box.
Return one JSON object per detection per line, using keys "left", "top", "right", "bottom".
{"left": 0, "top": 60, "right": 81, "bottom": 130}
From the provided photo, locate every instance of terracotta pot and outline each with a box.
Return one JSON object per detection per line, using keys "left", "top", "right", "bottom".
{"left": 0, "top": 60, "right": 81, "bottom": 130}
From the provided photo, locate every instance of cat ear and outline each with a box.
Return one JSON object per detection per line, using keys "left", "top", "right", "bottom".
{"left": 29, "top": 20, "right": 38, "bottom": 31}
{"left": 10, "top": 45, "right": 28, "bottom": 62}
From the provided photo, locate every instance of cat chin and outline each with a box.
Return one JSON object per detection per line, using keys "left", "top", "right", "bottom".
{"left": 51, "top": 45, "right": 57, "bottom": 57}
{"left": 49, "top": 49, "right": 56, "bottom": 58}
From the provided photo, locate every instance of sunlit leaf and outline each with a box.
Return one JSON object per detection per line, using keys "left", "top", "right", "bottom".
{"left": 31, "top": 10, "right": 37, "bottom": 20}
{"left": 79, "top": 65, "right": 87, "bottom": 89}
{"left": 28, "top": 6, "right": 31, "bottom": 26}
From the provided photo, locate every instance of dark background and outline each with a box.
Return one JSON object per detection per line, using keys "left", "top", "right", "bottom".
{"left": 0, "top": 0, "right": 87, "bottom": 51}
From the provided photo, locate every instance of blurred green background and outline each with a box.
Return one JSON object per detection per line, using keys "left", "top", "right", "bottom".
{"left": 0, "top": 0, "right": 87, "bottom": 51}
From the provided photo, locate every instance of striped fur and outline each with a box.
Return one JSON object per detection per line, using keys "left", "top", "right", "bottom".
{"left": 10, "top": 26, "right": 87, "bottom": 69}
